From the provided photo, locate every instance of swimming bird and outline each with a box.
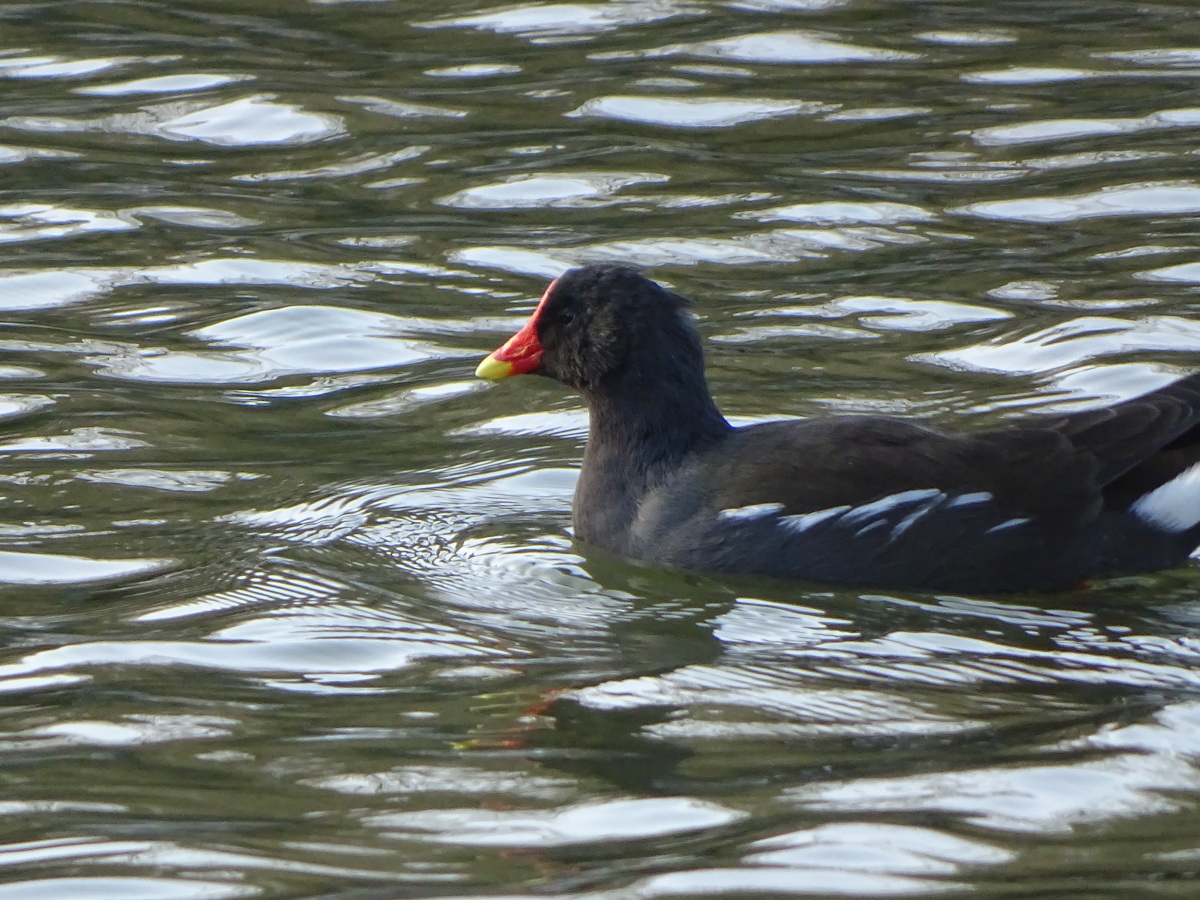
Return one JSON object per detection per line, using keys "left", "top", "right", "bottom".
{"left": 476, "top": 264, "right": 1200, "bottom": 592}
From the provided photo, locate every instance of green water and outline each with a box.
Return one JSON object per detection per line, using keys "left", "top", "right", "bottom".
{"left": 1, "top": 1, "right": 1200, "bottom": 897}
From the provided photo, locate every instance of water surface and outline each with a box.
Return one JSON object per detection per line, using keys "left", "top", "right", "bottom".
{"left": 2, "top": 1, "right": 1200, "bottom": 897}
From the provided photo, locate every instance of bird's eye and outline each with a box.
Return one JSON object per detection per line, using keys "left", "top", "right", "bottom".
{"left": 558, "top": 308, "right": 576, "bottom": 325}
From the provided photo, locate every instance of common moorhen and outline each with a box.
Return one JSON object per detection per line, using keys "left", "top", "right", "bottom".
{"left": 476, "top": 264, "right": 1200, "bottom": 592}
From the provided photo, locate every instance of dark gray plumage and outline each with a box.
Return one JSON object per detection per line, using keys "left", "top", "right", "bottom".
{"left": 489, "top": 264, "right": 1200, "bottom": 592}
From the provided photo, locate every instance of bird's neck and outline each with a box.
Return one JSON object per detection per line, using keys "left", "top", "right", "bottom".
{"left": 573, "top": 368, "right": 730, "bottom": 554}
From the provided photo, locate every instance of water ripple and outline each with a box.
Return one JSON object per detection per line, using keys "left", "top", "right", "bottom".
{"left": 369, "top": 796, "right": 745, "bottom": 847}
{"left": 956, "top": 181, "right": 1200, "bottom": 223}
{"left": 0, "top": 549, "right": 168, "bottom": 586}
{"left": 972, "top": 108, "right": 1200, "bottom": 147}
{"left": 439, "top": 171, "right": 668, "bottom": 208}
{"left": 417, "top": 2, "right": 700, "bottom": 39}
{"left": 87, "top": 305, "right": 475, "bottom": 385}
{"left": 925, "top": 315, "right": 1200, "bottom": 376}
{"left": 0, "top": 52, "right": 138, "bottom": 80}
{"left": 616, "top": 30, "right": 921, "bottom": 64}
{"left": 0, "top": 877, "right": 253, "bottom": 900}
{"left": 6, "top": 2, "right": 1200, "bottom": 897}
{"left": 454, "top": 224, "right": 928, "bottom": 275}
{"left": 0, "top": 204, "right": 135, "bottom": 244}
{"left": 567, "top": 95, "right": 832, "bottom": 127}
{"left": 743, "top": 201, "right": 935, "bottom": 225}
{"left": 4, "top": 94, "right": 345, "bottom": 146}
{"left": 789, "top": 718, "right": 1200, "bottom": 833}
{"left": 76, "top": 73, "right": 254, "bottom": 96}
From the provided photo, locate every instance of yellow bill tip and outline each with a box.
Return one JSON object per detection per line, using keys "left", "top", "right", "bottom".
{"left": 475, "top": 354, "right": 517, "bottom": 380}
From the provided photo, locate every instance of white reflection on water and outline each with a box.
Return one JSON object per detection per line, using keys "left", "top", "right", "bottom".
{"left": 964, "top": 66, "right": 1200, "bottom": 84}
{"left": 0, "top": 427, "right": 149, "bottom": 454}
{"left": 1101, "top": 48, "right": 1200, "bottom": 66}
{"left": 504, "top": 820, "right": 1001, "bottom": 897}
{"left": 0, "top": 602, "right": 506, "bottom": 688}
{"left": 564, "top": 591, "right": 1200, "bottom": 733}
{"left": 830, "top": 149, "right": 1174, "bottom": 185}
{"left": 84, "top": 305, "right": 476, "bottom": 385}
{"left": 915, "top": 29, "right": 1015, "bottom": 45}
{"left": 0, "top": 256, "right": 475, "bottom": 322}
{"left": 368, "top": 796, "right": 745, "bottom": 846}
{"left": 0, "top": 395, "right": 53, "bottom": 420}
{"left": 446, "top": 162, "right": 736, "bottom": 207}
{"left": 591, "top": 227, "right": 926, "bottom": 260}
{"left": 0, "top": 145, "right": 78, "bottom": 164}
{"left": 0, "top": 53, "right": 136, "bottom": 80}
{"left": 439, "top": 171, "right": 669, "bottom": 208}
{"left": 712, "top": 321, "right": 876, "bottom": 343}
{"left": 622, "top": 866, "right": 959, "bottom": 897}
{"left": 823, "top": 105, "right": 930, "bottom": 121}
{"left": 457, "top": 409, "right": 589, "bottom": 439}
{"left": 125, "top": 206, "right": 259, "bottom": 229}
{"left": 451, "top": 247, "right": 573, "bottom": 278}
{"left": 327, "top": 380, "right": 485, "bottom": 419}
{"left": 0, "top": 877, "right": 255, "bottom": 900}
{"left": 965, "top": 67, "right": 1101, "bottom": 84}
{"left": 956, "top": 181, "right": 1200, "bottom": 222}
{"left": 614, "top": 30, "right": 921, "bottom": 63}
{"left": 986, "top": 280, "right": 1058, "bottom": 302}
{"left": 305, "top": 764, "right": 572, "bottom": 799}
{"left": 454, "top": 225, "right": 928, "bottom": 274}
{"left": 972, "top": 108, "right": 1200, "bottom": 147}
{"left": 1138, "top": 261, "right": 1200, "bottom": 283}
{"left": 564, "top": 822, "right": 1012, "bottom": 898}
{"left": 234, "top": 146, "right": 428, "bottom": 183}
{"left": 567, "top": 96, "right": 832, "bottom": 127}
{"left": 218, "top": 465, "right": 636, "bottom": 642}
{"left": 579, "top": 668, "right": 973, "bottom": 740}
{"left": 742, "top": 201, "right": 934, "bottom": 225}
{"left": 24, "top": 715, "right": 235, "bottom": 748}
{"left": 746, "top": 822, "right": 1013, "bottom": 872}
{"left": 734, "top": 0, "right": 851, "bottom": 9}
{"left": 135, "top": 567, "right": 355, "bottom": 622}
{"left": 424, "top": 63, "right": 522, "bottom": 77}
{"left": 0, "top": 549, "right": 168, "bottom": 585}
{"left": 78, "top": 469, "right": 253, "bottom": 493}
{"left": 417, "top": 2, "right": 698, "bottom": 37}
{"left": 0, "top": 203, "right": 257, "bottom": 244}
{"left": 4, "top": 94, "right": 345, "bottom": 146}
{"left": 147, "top": 258, "right": 360, "bottom": 287}
{"left": 714, "top": 296, "right": 1005, "bottom": 342}
{"left": 339, "top": 95, "right": 468, "bottom": 119}
{"left": 76, "top": 73, "right": 254, "bottom": 96}
{"left": 733, "top": 296, "right": 1010, "bottom": 333}
{"left": 1094, "top": 244, "right": 1194, "bottom": 260}
{"left": 924, "top": 315, "right": 1200, "bottom": 376}
{"left": 0, "top": 838, "right": 413, "bottom": 890}
{"left": 0, "top": 203, "right": 135, "bottom": 243}
{"left": 790, "top": 734, "right": 1199, "bottom": 833}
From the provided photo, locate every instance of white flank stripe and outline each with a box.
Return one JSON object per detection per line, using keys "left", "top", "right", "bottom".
{"left": 840, "top": 489, "right": 944, "bottom": 525}
{"left": 890, "top": 498, "right": 942, "bottom": 538}
{"left": 781, "top": 505, "right": 851, "bottom": 533}
{"left": 947, "top": 491, "right": 992, "bottom": 507}
{"left": 1132, "top": 461, "right": 1200, "bottom": 532}
{"left": 718, "top": 502, "right": 785, "bottom": 521}
{"left": 854, "top": 520, "right": 888, "bottom": 537}
{"left": 985, "top": 517, "right": 1030, "bottom": 534}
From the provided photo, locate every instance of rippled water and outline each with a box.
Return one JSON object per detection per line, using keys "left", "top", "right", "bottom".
{"left": 3, "top": 1, "right": 1200, "bottom": 897}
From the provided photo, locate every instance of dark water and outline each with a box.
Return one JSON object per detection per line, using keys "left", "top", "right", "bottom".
{"left": 3, "top": 1, "right": 1200, "bottom": 897}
